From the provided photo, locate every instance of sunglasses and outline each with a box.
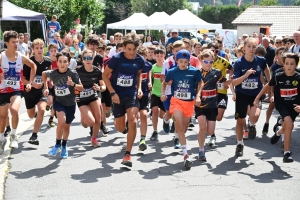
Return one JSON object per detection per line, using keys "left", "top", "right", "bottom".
{"left": 83, "top": 56, "right": 93, "bottom": 61}
{"left": 203, "top": 60, "right": 214, "bottom": 64}
{"left": 211, "top": 49, "right": 219, "bottom": 53}
{"left": 276, "top": 41, "right": 282, "bottom": 44}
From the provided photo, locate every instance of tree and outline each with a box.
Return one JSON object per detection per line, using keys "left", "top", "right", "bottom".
{"left": 198, "top": 4, "right": 250, "bottom": 29}
{"left": 130, "top": 0, "right": 192, "bottom": 16}
{"left": 294, "top": 0, "right": 300, "bottom": 5}
{"left": 10, "top": 0, "right": 104, "bottom": 38}
{"left": 258, "top": 0, "right": 278, "bottom": 5}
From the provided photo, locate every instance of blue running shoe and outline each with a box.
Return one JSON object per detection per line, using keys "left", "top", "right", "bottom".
{"left": 198, "top": 150, "right": 206, "bottom": 161}
{"left": 48, "top": 144, "right": 61, "bottom": 157}
{"left": 174, "top": 138, "right": 181, "bottom": 149}
{"left": 150, "top": 131, "right": 158, "bottom": 141}
{"left": 163, "top": 121, "right": 170, "bottom": 133}
{"left": 170, "top": 122, "right": 175, "bottom": 133}
{"left": 61, "top": 146, "right": 68, "bottom": 159}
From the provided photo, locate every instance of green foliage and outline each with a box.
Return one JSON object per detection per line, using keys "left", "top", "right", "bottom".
{"left": 294, "top": 0, "right": 300, "bottom": 4}
{"left": 258, "top": 0, "right": 278, "bottom": 5}
{"left": 10, "top": 0, "right": 104, "bottom": 39}
{"left": 189, "top": 0, "right": 297, "bottom": 6}
{"left": 130, "top": 0, "right": 191, "bottom": 15}
{"left": 198, "top": 4, "right": 250, "bottom": 29}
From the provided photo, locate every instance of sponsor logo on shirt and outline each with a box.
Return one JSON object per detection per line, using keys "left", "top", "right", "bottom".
{"left": 286, "top": 80, "right": 290, "bottom": 85}
{"left": 256, "top": 65, "right": 261, "bottom": 72}
{"left": 292, "top": 80, "right": 298, "bottom": 86}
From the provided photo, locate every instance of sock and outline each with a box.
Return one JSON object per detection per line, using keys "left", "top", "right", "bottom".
{"left": 100, "top": 121, "right": 103, "bottom": 129}
{"left": 11, "top": 128, "right": 16, "bottom": 136}
{"left": 140, "top": 135, "right": 146, "bottom": 141}
{"left": 125, "top": 151, "right": 130, "bottom": 155}
{"left": 281, "top": 134, "right": 284, "bottom": 141}
{"left": 181, "top": 145, "right": 187, "bottom": 156}
{"left": 62, "top": 140, "right": 67, "bottom": 146}
{"left": 237, "top": 140, "right": 244, "bottom": 145}
{"left": 284, "top": 151, "right": 290, "bottom": 155}
{"left": 55, "top": 139, "right": 61, "bottom": 146}
{"left": 0, "top": 133, "right": 4, "bottom": 141}
{"left": 32, "top": 132, "right": 38, "bottom": 138}
{"left": 174, "top": 133, "right": 179, "bottom": 139}
{"left": 163, "top": 117, "right": 170, "bottom": 124}
{"left": 249, "top": 121, "right": 255, "bottom": 126}
{"left": 153, "top": 130, "right": 157, "bottom": 133}
{"left": 276, "top": 130, "right": 281, "bottom": 136}
{"left": 211, "top": 133, "right": 216, "bottom": 137}
{"left": 278, "top": 118, "right": 283, "bottom": 125}
{"left": 199, "top": 147, "right": 204, "bottom": 152}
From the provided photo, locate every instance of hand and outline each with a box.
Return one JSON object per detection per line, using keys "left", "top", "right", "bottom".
{"left": 160, "top": 94, "right": 167, "bottom": 102}
{"left": 245, "top": 68, "right": 256, "bottom": 78}
{"left": 112, "top": 93, "right": 120, "bottom": 104}
{"left": 66, "top": 76, "right": 74, "bottom": 86}
{"left": 0, "top": 73, "right": 3, "bottom": 81}
{"left": 148, "top": 83, "right": 152, "bottom": 91}
{"left": 223, "top": 82, "right": 229, "bottom": 89}
{"left": 253, "top": 99, "right": 259, "bottom": 107}
{"left": 232, "top": 93, "right": 236, "bottom": 102}
{"left": 269, "top": 96, "right": 274, "bottom": 103}
{"left": 194, "top": 96, "right": 201, "bottom": 107}
{"left": 293, "top": 104, "right": 300, "bottom": 113}
{"left": 137, "top": 90, "right": 143, "bottom": 99}
{"left": 31, "top": 82, "right": 43, "bottom": 89}
{"left": 43, "top": 89, "right": 49, "bottom": 96}
{"left": 93, "top": 83, "right": 100, "bottom": 91}
{"left": 25, "top": 83, "right": 32, "bottom": 92}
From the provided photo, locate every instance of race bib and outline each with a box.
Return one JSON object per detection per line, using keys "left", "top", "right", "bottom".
{"left": 202, "top": 89, "right": 217, "bottom": 98}
{"left": 142, "top": 73, "right": 148, "bottom": 81}
{"left": 280, "top": 88, "right": 298, "bottom": 97}
{"left": 242, "top": 78, "right": 258, "bottom": 89}
{"left": 174, "top": 90, "right": 191, "bottom": 100}
{"left": 80, "top": 88, "right": 94, "bottom": 98}
{"left": 153, "top": 73, "right": 162, "bottom": 80}
{"left": 55, "top": 85, "right": 70, "bottom": 96}
{"left": 117, "top": 73, "right": 133, "bottom": 87}
{"left": 4, "top": 77, "right": 20, "bottom": 89}
{"left": 217, "top": 82, "right": 224, "bottom": 90}
{"left": 33, "top": 75, "right": 43, "bottom": 84}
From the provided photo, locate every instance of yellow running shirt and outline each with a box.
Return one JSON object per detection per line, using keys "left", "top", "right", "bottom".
{"left": 212, "top": 56, "right": 233, "bottom": 95}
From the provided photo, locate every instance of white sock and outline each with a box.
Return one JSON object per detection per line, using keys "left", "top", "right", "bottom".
{"left": 276, "top": 130, "right": 281, "bottom": 136}
{"left": 237, "top": 140, "right": 244, "bottom": 145}
{"left": 284, "top": 151, "right": 290, "bottom": 155}
{"left": 174, "top": 133, "right": 179, "bottom": 139}
{"left": 163, "top": 117, "right": 170, "bottom": 124}
{"left": 11, "top": 128, "right": 17, "bottom": 136}
{"left": 281, "top": 134, "right": 284, "bottom": 141}
{"left": 249, "top": 121, "right": 255, "bottom": 126}
{"left": 181, "top": 145, "right": 187, "bottom": 155}
{"left": 199, "top": 147, "right": 204, "bottom": 152}
{"left": 0, "top": 133, "right": 4, "bottom": 141}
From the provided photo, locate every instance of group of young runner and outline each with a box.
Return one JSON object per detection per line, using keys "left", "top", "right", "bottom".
{"left": 0, "top": 30, "right": 299, "bottom": 168}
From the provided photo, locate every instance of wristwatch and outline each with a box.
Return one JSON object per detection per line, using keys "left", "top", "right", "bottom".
{"left": 110, "top": 92, "right": 116, "bottom": 97}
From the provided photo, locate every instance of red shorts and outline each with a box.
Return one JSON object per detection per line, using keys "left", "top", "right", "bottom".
{"left": 170, "top": 97, "right": 194, "bottom": 117}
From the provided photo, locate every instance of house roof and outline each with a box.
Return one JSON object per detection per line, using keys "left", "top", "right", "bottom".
{"left": 232, "top": 6, "right": 300, "bottom": 36}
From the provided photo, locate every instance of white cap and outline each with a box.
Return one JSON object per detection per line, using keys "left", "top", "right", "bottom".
{"left": 170, "top": 29, "right": 178, "bottom": 33}
{"left": 243, "top": 34, "right": 249, "bottom": 37}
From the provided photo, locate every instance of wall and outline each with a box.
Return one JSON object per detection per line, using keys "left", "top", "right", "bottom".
{"left": 236, "top": 25, "right": 260, "bottom": 38}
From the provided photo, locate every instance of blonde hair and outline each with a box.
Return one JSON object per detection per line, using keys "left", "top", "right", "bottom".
{"left": 198, "top": 49, "right": 215, "bottom": 60}
{"left": 81, "top": 49, "right": 93, "bottom": 57}
{"left": 31, "top": 38, "right": 44, "bottom": 48}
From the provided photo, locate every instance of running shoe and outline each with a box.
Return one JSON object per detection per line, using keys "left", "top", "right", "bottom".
{"left": 28, "top": 135, "right": 39, "bottom": 145}
{"left": 48, "top": 119, "right": 55, "bottom": 128}
{"left": 207, "top": 136, "right": 216, "bottom": 146}
{"left": 270, "top": 126, "right": 281, "bottom": 144}
{"left": 80, "top": 119, "right": 88, "bottom": 128}
{"left": 262, "top": 123, "right": 269, "bottom": 135}
{"left": 184, "top": 154, "right": 193, "bottom": 168}
{"left": 139, "top": 139, "right": 147, "bottom": 151}
{"left": 91, "top": 137, "right": 101, "bottom": 148}
{"left": 235, "top": 144, "right": 244, "bottom": 157}
{"left": 163, "top": 121, "right": 170, "bottom": 133}
{"left": 61, "top": 146, "right": 68, "bottom": 159}
{"left": 121, "top": 154, "right": 132, "bottom": 167}
{"left": 46, "top": 105, "right": 50, "bottom": 111}
{"left": 283, "top": 152, "right": 293, "bottom": 163}
{"left": 9, "top": 134, "right": 18, "bottom": 149}
{"left": 248, "top": 124, "right": 257, "bottom": 139}
{"left": 48, "top": 145, "right": 61, "bottom": 156}
{"left": 101, "top": 124, "right": 110, "bottom": 134}
{"left": 150, "top": 131, "right": 158, "bottom": 141}
{"left": 188, "top": 119, "right": 195, "bottom": 127}
{"left": 174, "top": 138, "right": 181, "bottom": 149}
{"left": 243, "top": 131, "right": 249, "bottom": 140}
{"left": 198, "top": 150, "right": 206, "bottom": 161}
{"left": 170, "top": 122, "right": 175, "bottom": 133}
{"left": 273, "top": 116, "right": 282, "bottom": 133}
{"left": 4, "top": 127, "right": 11, "bottom": 137}
{"left": 0, "top": 138, "right": 7, "bottom": 155}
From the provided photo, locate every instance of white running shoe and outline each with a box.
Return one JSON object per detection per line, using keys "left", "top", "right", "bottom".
{"left": 10, "top": 134, "right": 18, "bottom": 149}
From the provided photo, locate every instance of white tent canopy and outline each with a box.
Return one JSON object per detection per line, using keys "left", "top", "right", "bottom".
{"left": 107, "top": 9, "right": 222, "bottom": 31}
{"left": 107, "top": 13, "right": 149, "bottom": 30}
{"left": 166, "top": 9, "right": 222, "bottom": 30}
{"left": 1, "top": 0, "right": 47, "bottom": 40}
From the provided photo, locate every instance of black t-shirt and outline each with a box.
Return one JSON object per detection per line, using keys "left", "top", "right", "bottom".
{"left": 269, "top": 71, "right": 300, "bottom": 111}
{"left": 23, "top": 56, "right": 52, "bottom": 97}
{"left": 76, "top": 54, "right": 103, "bottom": 68}
{"left": 264, "top": 46, "right": 276, "bottom": 67}
{"left": 75, "top": 65, "right": 102, "bottom": 102}
{"left": 147, "top": 59, "right": 156, "bottom": 65}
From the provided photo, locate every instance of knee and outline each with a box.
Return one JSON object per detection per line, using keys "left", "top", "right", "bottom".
{"left": 9, "top": 109, "right": 18, "bottom": 116}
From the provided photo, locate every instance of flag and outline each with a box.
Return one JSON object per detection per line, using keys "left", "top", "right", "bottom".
{"left": 238, "top": 0, "right": 242, "bottom": 6}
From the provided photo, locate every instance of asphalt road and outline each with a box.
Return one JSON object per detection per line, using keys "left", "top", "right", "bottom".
{"left": 4, "top": 93, "right": 300, "bottom": 200}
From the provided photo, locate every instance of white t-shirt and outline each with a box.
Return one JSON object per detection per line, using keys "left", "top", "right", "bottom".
{"left": 143, "top": 42, "right": 152, "bottom": 47}
{"left": 68, "top": 58, "right": 77, "bottom": 70}
{"left": 289, "top": 44, "right": 300, "bottom": 53}
{"left": 162, "top": 56, "right": 176, "bottom": 95}
{"left": 107, "top": 46, "right": 116, "bottom": 58}
{"left": 18, "top": 43, "right": 28, "bottom": 55}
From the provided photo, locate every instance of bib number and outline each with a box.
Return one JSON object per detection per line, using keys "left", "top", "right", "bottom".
{"left": 242, "top": 78, "right": 258, "bottom": 89}
{"left": 174, "top": 91, "right": 191, "bottom": 100}
{"left": 202, "top": 89, "right": 217, "bottom": 98}
{"left": 33, "top": 76, "right": 43, "bottom": 84}
{"left": 217, "top": 82, "right": 224, "bottom": 90}
{"left": 80, "top": 88, "right": 94, "bottom": 98}
{"left": 280, "top": 88, "right": 298, "bottom": 97}
{"left": 55, "top": 86, "right": 70, "bottom": 96}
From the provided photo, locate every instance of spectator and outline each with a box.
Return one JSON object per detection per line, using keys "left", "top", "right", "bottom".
{"left": 0, "top": 31, "right": 8, "bottom": 49}
{"left": 24, "top": 33, "right": 32, "bottom": 55}
{"left": 46, "top": 15, "right": 61, "bottom": 45}
{"left": 262, "top": 36, "right": 276, "bottom": 67}
{"left": 166, "top": 29, "right": 182, "bottom": 46}
{"left": 289, "top": 31, "right": 300, "bottom": 53}
{"left": 77, "top": 34, "right": 85, "bottom": 51}
{"left": 274, "top": 37, "right": 283, "bottom": 48}
{"left": 51, "top": 32, "right": 64, "bottom": 52}
{"left": 160, "top": 35, "right": 166, "bottom": 46}
{"left": 237, "top": 37, "right": 242, "bottom": 46}
{"left": 143, "top": 35, "right": 152, "bottom": 47}
{"left": 200, "top": 33, "right": 210, "bottom": 45}
{"left": 17, "top": 33, "right": 29, "bottom": 57}
{"left": 101, "top": 33, "right": 109, "bottom": 44}
{"left": 108, "top": 35, "right": 115, "bottom": 46}
{"left": 242, "top": 34, "right": 249, "bottom": 41}
{"left": 69, "top": 39, "right": 81, "bottom": 59}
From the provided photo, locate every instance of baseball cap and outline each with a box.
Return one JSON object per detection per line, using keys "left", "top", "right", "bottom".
{"left": 176, "top": 50, "right": 190, "bottom": 61}
{"left": 152, "top": 41, "right": 159, "bottom": 45}
{"left": 243, "top": 34, "right": 249, "bottom": 37}
{"left": 171, "top": 29, "right": 178, "bottom": 33}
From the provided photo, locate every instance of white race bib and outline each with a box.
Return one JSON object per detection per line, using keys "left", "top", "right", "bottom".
{"left": 174, "top": 91, "right": 191, "bottom": 100}
{"left": 4, "top": 78, "right": 20, "bottom": 89}
{"left": 217, "top": 82, "right": 224, "bottom": 90}
{"left": 242, "top": 78, "right": 258, "bottom": 89}
{"left": 80, "top": 88, "right": 94, "bottom": 98}
{"left": 117, "top": 73, "right": 133, "bottom": 87}
{"left": 33, "top": 75, "right": 43, "bottom": 84}
{"left": 55, "top": 85, "right": 70, "bottom": 96}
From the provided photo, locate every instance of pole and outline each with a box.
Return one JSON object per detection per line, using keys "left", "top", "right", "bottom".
{"left": 0, "top": 0, "right": 3, "bottom": 40}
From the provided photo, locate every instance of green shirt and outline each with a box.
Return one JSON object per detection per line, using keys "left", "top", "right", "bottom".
{"left": 151, "top": 64, "right": 163, "bottom": 97}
